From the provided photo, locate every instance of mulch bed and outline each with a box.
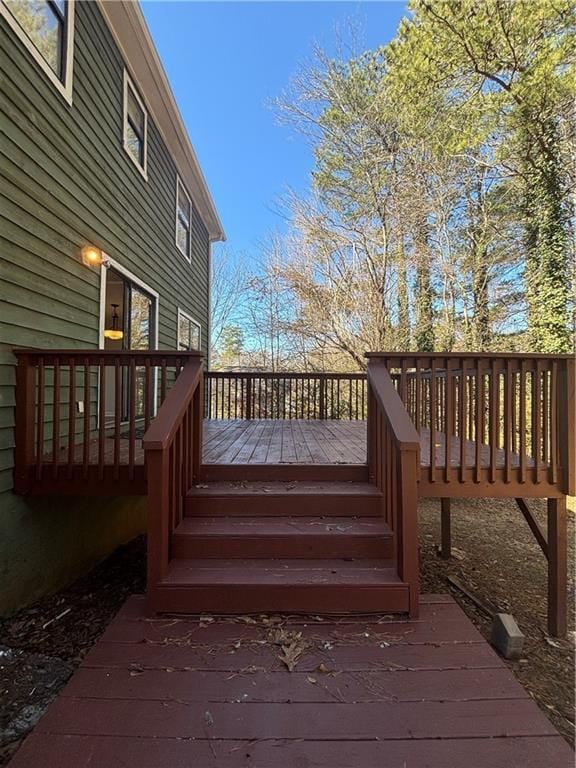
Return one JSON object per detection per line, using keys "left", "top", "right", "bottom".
{"left": 0, "top": 499, "right": 573, "bottom": 765}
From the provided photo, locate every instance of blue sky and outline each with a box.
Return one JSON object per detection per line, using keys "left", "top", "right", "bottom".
{"left": 141, "top": 1, "right": 408, "bottom": 255}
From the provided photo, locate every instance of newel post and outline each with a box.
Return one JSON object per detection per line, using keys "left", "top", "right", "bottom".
{"left": 146, "top": 447, "right": 170, "bottom": 593}
{"left": 366, "top": 368, "right": 374, "bottom": 482}
{"left": 192, "top": 365, "right": 204, "bottom": 483}
{"left": 557, "top": 357, "right": 575, "bottom": 497}
{"left": 400, "top": 445, "right": 420, "bottom": 618}
{"left": 14, "top": 353, "right": 35, "bottom": 494}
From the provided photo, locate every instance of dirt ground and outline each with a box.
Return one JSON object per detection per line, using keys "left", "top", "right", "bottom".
{"left": 0, "top": 498, "right": 573, "bottom": 765}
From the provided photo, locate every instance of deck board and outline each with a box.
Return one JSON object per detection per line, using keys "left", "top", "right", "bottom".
{"left": 41, "top": 419, "right": 541, "bottom": 468}
{"left": 8, "top": 594, "right": 572, "bottom": 768}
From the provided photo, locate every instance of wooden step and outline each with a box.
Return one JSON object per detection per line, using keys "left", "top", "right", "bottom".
{"left": 171, "top": 516, "right": 394, "bottom": 559}
{"left": 185, "top": 481, "right": 383, "bottom": 517}
{"left": 201, "top": 463, "right": 369, "bottom": 483}
{"left": 150, "top": 558, "right": 409, "bottom": 614}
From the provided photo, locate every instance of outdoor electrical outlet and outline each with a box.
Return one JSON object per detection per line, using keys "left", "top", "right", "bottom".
{"left": 77, "top": 400, "right": 84, "bottom": 414}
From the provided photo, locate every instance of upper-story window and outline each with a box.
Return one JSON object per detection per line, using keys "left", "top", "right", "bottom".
{"left": 176, "top": 177, "right": 192, "bottom": 260}
{"left": 177, "top": 309, "right": 201, "bottom": 351}
{"left": 123, "top": 70, "right": 147, "bottom": 179}
{"left": 0, "top": 0, "right": 75, "bottom": 103}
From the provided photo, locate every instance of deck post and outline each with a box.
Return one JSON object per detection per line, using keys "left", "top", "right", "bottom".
{"left": 14, "top": 353, "right": 35, "bottom": 494}
{"left": 440, "top": 498, "right": 452, "bottom": 559}
{"left": 547, "top": 496, "right": 567, "bottom": 638}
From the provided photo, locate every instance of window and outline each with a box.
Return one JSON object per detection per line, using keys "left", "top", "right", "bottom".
{"left": 123, "top": 70, "right": 147, "bottom": 178}
{"left": 1, "top": 0, "right": 75, "bottom": 103}
{"left": 176, "top": 177, "right": 192, "bottom": 260}
{"left": 178, "top": 310, "right": 201, "bottom": 351}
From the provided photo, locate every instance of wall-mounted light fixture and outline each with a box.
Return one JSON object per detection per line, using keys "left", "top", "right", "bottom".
{"left": 103, "top": 304, "right": 124, "bottom": 341}
{"left": 80, "top": 245, "right": 109, "bottom": 268}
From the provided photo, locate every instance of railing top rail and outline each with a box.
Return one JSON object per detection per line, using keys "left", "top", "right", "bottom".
{"left": 366, "top": 352, "right": 573, "bottom": 361}
{"left": 368, "top": 362, "right": 420, "bottom": 452}
{"left": 14, "top": 349, "right": 203, "bottom": 362}
{"left": 143, "top": 360, "right": 203, "bottom": 450}
{"left": 205, "top": 370, "right": 365, "bottom": 379}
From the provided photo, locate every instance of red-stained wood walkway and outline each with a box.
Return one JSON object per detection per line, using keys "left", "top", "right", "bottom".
{"left": 8, "top": 594, "right": 573, "bottom": 768}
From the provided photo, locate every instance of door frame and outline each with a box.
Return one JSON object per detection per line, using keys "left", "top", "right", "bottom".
{"left": 99, "top": 255, "right": 159, "bottom": 349}
{"left": 98, "top": 254, "right": 160, "bottom": 425}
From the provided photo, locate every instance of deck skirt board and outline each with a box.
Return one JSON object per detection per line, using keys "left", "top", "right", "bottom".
{"left": 9, "top": 595, "right": 572, "bottom": 768}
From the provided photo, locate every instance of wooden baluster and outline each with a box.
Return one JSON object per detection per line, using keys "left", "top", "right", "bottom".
{"left": 319, "top": 376, "right": 326, "bottom": 420}
{"left": 429, "top": 360, "right": 437, "bottom": 484}
{"left": 192, "top": 376, "right": 203, "bottom": 483}
{"left": 36, "top": 358, "right": 46, "bottom": 481}
{"left": 129, "top": 357, "right": 136, "bottom": 480}
{"left": 533, "top": 360, "right": 542, "bottom": 484}
{"left": 414, "top": 360, "right": 421, "bottom": 432}
{"left": 82, "top": 358, "right": 90, "bottom": 479}
{"left": 550, "top": 361, "right": 557, "bottom": 486}
{"left": 475, "top": 360, "right": 483, "bottom": 483}
{"left": 504, "top": 359, "right": 512, "bottom": 484}
{"left": 511, "top": 369, "right": 517, "bottom": 454}
{"left": 114, "top": 358, "right": 121, "bottom": 478}
{"left": 144, "top": 358, "right": 152, "bottom": 431}
{"left": 444, "top": 359, "right": 454, "bottom": 484}
{"left": 98, "top": 358, "right": 106, "bottom": 480}
{"left": 458, "top": 359, "right": 467, "bottom": 483}
{"left": 52, "top": 359, "right": 60, "bottom": 479}
{"left": 67, "top": 360, "right": 76, "bottom": 479}
{"left": 246, "top": 376, "right": 252, "bottom": 420}
{"left": 557, "top": 358, "right": 575, "bottom": 496}
{"left": 489, "top": 359, "right": 498, "bottom": 483}
{"left": 160, "top": 359, "right": 167, "bottom": 405}
{"left": 542, "top": 367, "right": 549, "bottom": 469}
{"left": 519, "top": 360, "right": 527, "bottom": 484}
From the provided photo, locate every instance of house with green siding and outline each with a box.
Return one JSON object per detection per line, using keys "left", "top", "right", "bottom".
{"left": 0, "top": 0, "right": 224, "bottom": 613}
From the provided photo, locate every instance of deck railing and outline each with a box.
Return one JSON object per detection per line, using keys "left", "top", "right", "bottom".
{"left": 204, "top": 371, "right": 367, "bottom": 420}
{"left": 143, "top": 358, "right": 203, "bottom": 589}
{"left": 367, "top": 360, "right": 420, "bottom": 615}
{"left": 368, "top": 353, "right": 575, "bottom": 496}
{"left": 14, "top": 349, "right": 202, "bottom": 494}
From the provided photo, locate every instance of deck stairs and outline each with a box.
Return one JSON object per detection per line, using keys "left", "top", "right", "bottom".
{"left": 148, "top": 465, "right": 412, "bottom": 615}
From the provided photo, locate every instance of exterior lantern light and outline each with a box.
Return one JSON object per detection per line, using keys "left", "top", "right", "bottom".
{"left": 104, "top": 304, "right": 124, "bottom": 341}
{"left": 80, "top": 244, "right": 104, "bottom": 267}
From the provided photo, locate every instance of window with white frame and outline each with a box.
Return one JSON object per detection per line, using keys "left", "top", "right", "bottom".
{"left": 177, "top": 310, "right": 201, "bottom": 351}
{"left": 176, "top": 177, "right": 192, "bottom": 260}
{"left": 1, "top": 0, "right": 75, "bottom": 103}
{"left": 123, "top": 70, "right": 147, "bottom": 177}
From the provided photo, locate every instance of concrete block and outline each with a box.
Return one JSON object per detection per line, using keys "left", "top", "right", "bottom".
{"left": 490, "top": 613, "right": 525, "bottom": 659}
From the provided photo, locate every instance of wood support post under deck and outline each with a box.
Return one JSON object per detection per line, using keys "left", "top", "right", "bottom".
{"left": 547, "top": 497, "right": 567, "bottom": 638}
{"left": 440, "top": 498, "right": 451, "bottom": 559}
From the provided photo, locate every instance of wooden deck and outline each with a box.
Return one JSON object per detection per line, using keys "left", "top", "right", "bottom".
{"left": 8, "top": 593, "right": 572, "bottom": 768}
{"left": 203, "top": 419, "right": 367, "bottom": 464}
{"left": 43, "top": 419, "right": 541, "bottom": 469}
{"left": 203, "top": 419, "right": 542, "bottom": 469}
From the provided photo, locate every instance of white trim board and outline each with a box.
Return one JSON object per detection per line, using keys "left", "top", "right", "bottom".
{"left": 175, "top": 175, "right": 192, "bottom": 262}
{"left": 123, "top": 68, "right": 148, "bottom": 181}
{"left": 0, "top": 0, "right": 76, "bottom": 105}
{"left": 98, "top": 255, "right": 159, "bottom": 349}
{"left": 177, "top": 307, "right": 201, "bottom": 351}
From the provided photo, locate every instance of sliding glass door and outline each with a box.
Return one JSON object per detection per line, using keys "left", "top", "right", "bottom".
{"left": 103, "top": 268, "right": 157, "bottom": 423}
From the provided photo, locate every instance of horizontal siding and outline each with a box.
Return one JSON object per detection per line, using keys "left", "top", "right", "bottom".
{"left": 0, "top": 0, "right": 211, "bottom": 497}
